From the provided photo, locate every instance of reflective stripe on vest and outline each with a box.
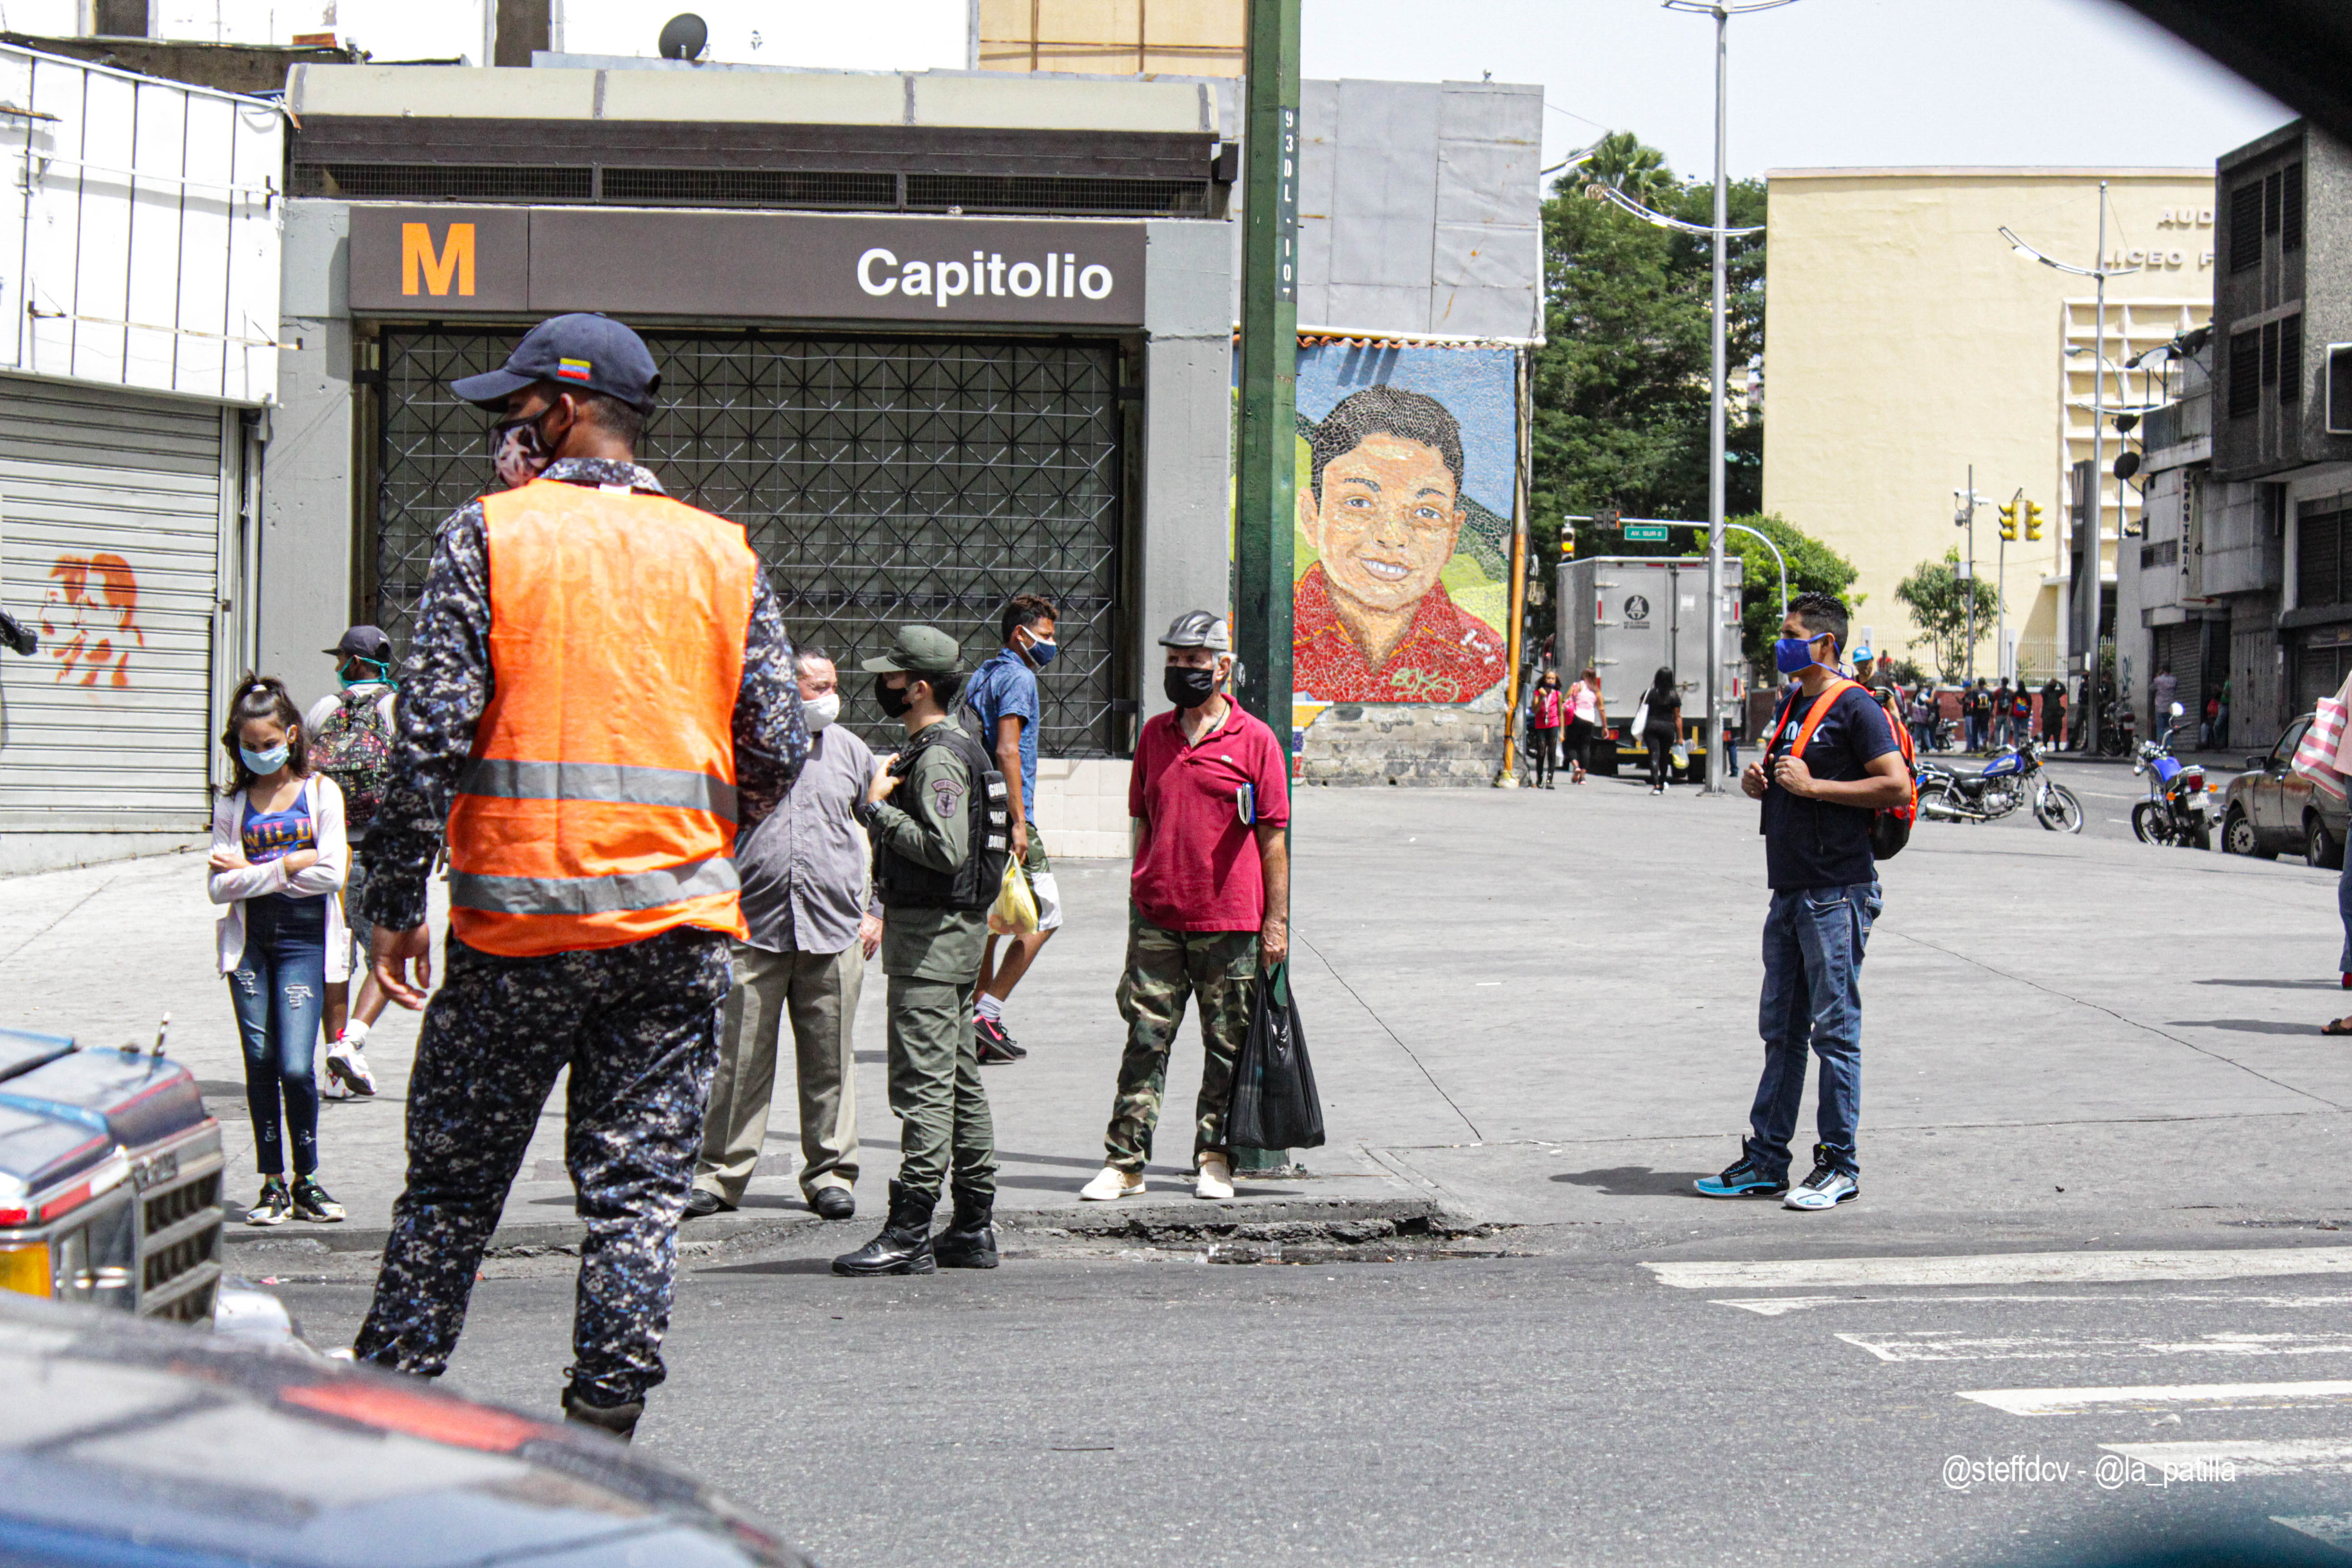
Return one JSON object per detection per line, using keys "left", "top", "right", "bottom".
{"left": 449, "top": 479, "right": 757, "bottom": 958}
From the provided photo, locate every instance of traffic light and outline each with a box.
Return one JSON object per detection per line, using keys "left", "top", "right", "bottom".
{"left": 2024, "top": 501, "right": 2044, "bottom": 541}
{"left": 1998, "top": 501, "right": 2019, "bottom": 542}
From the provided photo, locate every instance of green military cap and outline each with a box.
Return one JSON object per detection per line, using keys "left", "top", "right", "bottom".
{"left": 862, "top": 624, "right": 965, "bottom": 676}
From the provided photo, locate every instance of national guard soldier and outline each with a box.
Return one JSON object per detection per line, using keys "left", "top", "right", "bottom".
{"left": 355, "top": 314, "right": 807, "bottom": 1441}
{"left": 834, "top": 626, "right": 1010, "bottom": 1276}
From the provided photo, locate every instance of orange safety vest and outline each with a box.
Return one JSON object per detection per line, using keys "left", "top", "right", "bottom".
{"left": 446, "top": 478, "right": 757, "bottom": 957}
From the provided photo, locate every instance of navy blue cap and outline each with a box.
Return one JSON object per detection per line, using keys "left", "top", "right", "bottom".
{"left": 451, "top": 314, "right": 661, "bottom": 412}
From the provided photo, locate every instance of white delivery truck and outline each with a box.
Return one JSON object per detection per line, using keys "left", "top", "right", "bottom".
{"left": 1554, "top": 554, "right": 1747, "bottom": 780}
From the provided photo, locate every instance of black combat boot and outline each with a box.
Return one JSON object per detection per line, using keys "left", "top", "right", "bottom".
{"left": 561, "top": 1386, "right": 643, "bottom": 1443}
{"left": 830, "top": 1180, "right": 937, "bottom": 1276}
{"left": 932, "top": 1184, "right": 1000, "bottom": 1269}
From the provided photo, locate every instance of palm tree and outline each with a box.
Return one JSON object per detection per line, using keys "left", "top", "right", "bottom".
{"left": 1560, "top": 131, "right": 1678, "bottom": 206}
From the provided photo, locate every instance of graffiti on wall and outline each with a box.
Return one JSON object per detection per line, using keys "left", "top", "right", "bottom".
{"left": 1292, "top": 343, "right": 1516, "bottom": 706}
{"left": 42, "top": 553, "right": 144, "bottom": 688}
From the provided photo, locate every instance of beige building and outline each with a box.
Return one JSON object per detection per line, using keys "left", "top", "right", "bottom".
{"left": 974, "top": 0, "right": 1245, "bottom": 76}
{"left": 1763, "top": 168, "right": 2215, "bottom": 681}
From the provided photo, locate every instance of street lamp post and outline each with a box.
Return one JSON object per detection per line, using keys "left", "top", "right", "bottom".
{"left": 1664, "top": 0, "right": 1795, "bottom": 796}
{"left": 2000, "top": 187, "right": 2137, "bottom": 753}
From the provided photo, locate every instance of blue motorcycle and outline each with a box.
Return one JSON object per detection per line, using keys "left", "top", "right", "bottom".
{"left": 1916, "top": 739, "right": 2083, "bottom": 833}
{"left": 2132, "top": 703, "right": 2211, "bottom": 850}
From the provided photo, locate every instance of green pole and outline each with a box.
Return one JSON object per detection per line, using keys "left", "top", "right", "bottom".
{"left": 1232, "top": 0, "right": 1300, "bottom": 1177}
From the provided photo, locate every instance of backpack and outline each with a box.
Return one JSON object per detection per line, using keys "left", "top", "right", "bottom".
{"left": 313, "top": 688, "right": 394, "bottom": 835}
{"left": 1764, "top": 678, "right": 1916, "bottom": 860}
{"left": 873, "top": 720, "right": 1011, "bottom": 913}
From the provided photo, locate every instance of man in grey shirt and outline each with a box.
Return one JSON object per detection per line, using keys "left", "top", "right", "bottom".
{"left": 688, "top": 650, "right": 882, "bottom": 1222}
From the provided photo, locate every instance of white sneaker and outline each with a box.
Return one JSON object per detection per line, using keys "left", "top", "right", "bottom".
{"left": 325, "top": 1043, "right": 378, "bottom": 1098}
{"left": 1078, "top": 1166, "right": 1144, "bottom": 1201}
{"left": 1195, "top": 1154, "right": 1235, "bottom": 1201}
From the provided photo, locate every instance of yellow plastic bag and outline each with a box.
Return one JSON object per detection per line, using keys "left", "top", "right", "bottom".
{"left": 988, "top": 858, "right": 1039, "bottom": 936}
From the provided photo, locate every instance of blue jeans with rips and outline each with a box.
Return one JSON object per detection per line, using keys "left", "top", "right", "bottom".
{"left": 1744, "top": 882, "right": 1881, "bottom": 1181}
{"left": 228, "top": 895, "right": 327, "bottom": 1177}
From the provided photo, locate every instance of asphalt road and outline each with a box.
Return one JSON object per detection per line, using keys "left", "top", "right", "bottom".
{"left": 274, "top": 1229, "right": 2352, "bottom": 1568}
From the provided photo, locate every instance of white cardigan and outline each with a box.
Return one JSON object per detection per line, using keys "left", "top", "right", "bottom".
{"left": 208, "top": 773, "right": 352, "bottom": 982}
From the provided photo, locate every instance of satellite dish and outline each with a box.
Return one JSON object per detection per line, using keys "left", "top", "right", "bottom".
{"left": 2113, "top": 451, "right": 2141, "bottom": 481}
{"left": 658, "top": 14, "right": 709, "bottom": 60}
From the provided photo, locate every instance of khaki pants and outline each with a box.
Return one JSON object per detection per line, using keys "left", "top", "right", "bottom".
{"left": 695, "top": 941, "right": 862, "bottom": 1205}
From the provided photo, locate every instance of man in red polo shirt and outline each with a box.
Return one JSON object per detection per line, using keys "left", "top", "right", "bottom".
{"left": 1079, "top": 611, "right": 1291, "bottom": 1204}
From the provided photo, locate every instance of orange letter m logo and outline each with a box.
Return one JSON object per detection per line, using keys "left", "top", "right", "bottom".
{"left": 402, "top": 222, "right": 476, "bottom": 297}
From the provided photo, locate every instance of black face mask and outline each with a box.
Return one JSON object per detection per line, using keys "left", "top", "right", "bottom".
{"left": 1164, "top": 665, "right": 1218, "bottom": 710}
{"left": 873, "top": 675, "right": 914, "bottom": 718}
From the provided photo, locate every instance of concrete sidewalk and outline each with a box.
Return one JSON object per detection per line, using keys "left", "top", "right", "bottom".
{"left": 7, "top": 770, "right": 2350, "bottom": 1264}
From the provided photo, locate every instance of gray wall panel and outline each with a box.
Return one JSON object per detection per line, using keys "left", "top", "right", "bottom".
{"left": 1140, "top": 333, "right": 1233, "bottom": 722}
{"left": 1327, "top": 81, "right": 1441, "bottom": 291}
{"left": 260, "top": 317, "right": 356, "bottom": 718}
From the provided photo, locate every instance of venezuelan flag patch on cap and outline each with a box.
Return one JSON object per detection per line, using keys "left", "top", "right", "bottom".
{"left": 556, "top": 357, "right": 593, "bottom": 382}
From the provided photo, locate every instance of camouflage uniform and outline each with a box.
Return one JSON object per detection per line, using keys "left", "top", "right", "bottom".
{"left": 1105, "top": 907, "right": 1260, "bottom": 1175}
{"left": 866, "top": 719, "right": 997, "bottom": 1203}
{"left": 353, "top": 456, "right": 805, "bottom": 1408}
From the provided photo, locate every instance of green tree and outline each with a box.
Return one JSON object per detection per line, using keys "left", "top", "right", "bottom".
{"left": 1723, "top": 512, "right": 1860, "bottom": 672}
{"left": 1894, "top": 548, "right": 2004, "bottom": 681}
{"left": 1529, "top": 134, "right": 1764, "bottom": 565}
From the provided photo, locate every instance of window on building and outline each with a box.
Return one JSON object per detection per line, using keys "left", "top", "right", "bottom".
{"left": 2285, "top": 161, "right": 2307, "bottom": 252}
{"left": 2300, "top": 508, "right": 2349, "bottom": 608}
{"left": 2266, "top": 169, "right": 2285, "bottom": 237}
{"left": 2230, "top": 328, "right": 2262, "bottom": 416}
{"left": 2282, "top": 314, "right": 2304, "bottom": 404}
{"left": 2230, "top": 181, "right": 2264, "bottom": 272}
{"left": 2263, "top": 320, "right": 2281, "bottom": 388}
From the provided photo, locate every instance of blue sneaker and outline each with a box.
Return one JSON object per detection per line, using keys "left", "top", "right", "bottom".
{"left": 1694, "top": 1151, "right": 1788, "bottom": 1199}
{"left": 1784, "top": 1145, "right": 1858, "bottom": 1211}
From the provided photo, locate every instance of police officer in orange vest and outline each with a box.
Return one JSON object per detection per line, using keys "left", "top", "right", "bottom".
{"left": 352, "top": 314, "right": 808, "bottom": 1441}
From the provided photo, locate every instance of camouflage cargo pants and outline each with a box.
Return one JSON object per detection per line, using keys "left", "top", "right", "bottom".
{"left": 1104, "top": 908, "right": 1260, "bottom": 1175}
{"left": 352, "top": 926, "right": 728, "bottom": 1408}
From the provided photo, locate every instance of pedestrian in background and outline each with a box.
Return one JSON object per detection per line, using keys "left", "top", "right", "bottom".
{"left": 2151, "top": 665, "right": 2178, "bottom": 740}
{"left": 1992, "top": 676, "right": 2015, "bottom": 750}
{"left": 1699, "top": 592, "right": 1906, "bottom": 1211}
{"left": 1527, "top": 669, "right": 1563, "bottom": 789}
{"left": 2040, "top": 677, "right": 2066, "bottom": 747}
{"left": 1641, "top": 666, "right": 1681, "bottom": 795}
{"left": 965, "top": 593, "right": 1064, "bottom": 1065}
{"left": 305, "top": 625, "right": 397, "bottom": 1099}
{"left": 1080, "top": 612, "right": 1290, "bottom": 1205}
{"left": 836, "top": 627, "right": 1008, "bottom": 1276}
{"left": 209, "top": 675, "right": 350, "bottom": 1229}
{"left": 1906, "top": 685, "right": 1936, "bottom": 757}
{"left": 688, "top": 650, "right": 880, "bottom": 1225}
{"left": 1566, "top": 666, "right": 1603, "bottom": 784}
{"left": 2009, "top": 683, "right": 2032, "bottom": 748}
{"left": 354, "top": 314, "right": 808, "bottom": 1442}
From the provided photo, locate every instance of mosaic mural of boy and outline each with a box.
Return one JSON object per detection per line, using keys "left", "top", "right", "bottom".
{"left": 1292, "top": 383, "right": 1507, "bottom": 704}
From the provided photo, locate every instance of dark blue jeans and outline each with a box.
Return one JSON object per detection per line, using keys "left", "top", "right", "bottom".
{"left": 229, "top": 897, "right": 327, "bottom": 1177}
{"left": 2339, "top": 849, "right": 2352, "bottom": 975}
{"left": 1745, "top": 882, "right": 1881, "bottom": 1180}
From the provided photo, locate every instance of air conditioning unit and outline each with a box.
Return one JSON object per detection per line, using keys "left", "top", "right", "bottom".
{"left": 2330, "top": 343, "right": 2352, "bottom": 434}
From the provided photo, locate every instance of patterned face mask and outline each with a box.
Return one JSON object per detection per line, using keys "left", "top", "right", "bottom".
{"left": 490, "top": 412, "right": 553, "bottom": 490}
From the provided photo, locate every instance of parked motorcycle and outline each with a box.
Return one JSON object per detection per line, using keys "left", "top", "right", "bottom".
{"left": 2099, "top": 706, "right": 2138, "bottom": 758}
{"left": 2131, "top": 701, "right": 2210, "bottom": 850}
{"left": 1917, "top": 739, "right": 2084, "bottom": 832}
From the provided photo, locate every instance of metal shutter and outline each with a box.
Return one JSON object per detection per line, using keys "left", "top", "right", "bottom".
{"left": 0, "top": 376, "right": 232, "bottom": 833}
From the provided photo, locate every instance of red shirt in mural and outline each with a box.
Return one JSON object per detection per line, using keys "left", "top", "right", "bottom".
{"left": 1292, "top": 562, "right": 1506, "bottom": 704}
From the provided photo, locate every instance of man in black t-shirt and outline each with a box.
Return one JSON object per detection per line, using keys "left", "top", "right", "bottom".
{"left": 1695, "top": 592, "right": 1908, "bottom": 1213}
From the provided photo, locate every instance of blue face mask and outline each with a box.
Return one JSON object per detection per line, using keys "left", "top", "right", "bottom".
{"left": 338, "top": 657, "right": 392, "bottom": 690}
{"left": 1022, "top": 633, "right": 1058, "bottom": 669}
{"left": 240, "top": 743, "right": 290, "bottom": 775}
{"left": 1774, "top": 636, "right": 1830, "bottom": 675}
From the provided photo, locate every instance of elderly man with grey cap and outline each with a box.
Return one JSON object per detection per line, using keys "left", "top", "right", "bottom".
{"left": 1079, "top": 611, "right": 1291, "bottom": 1204}
{"left": 349, "top": 313, "right": 807, "bottom": 1441}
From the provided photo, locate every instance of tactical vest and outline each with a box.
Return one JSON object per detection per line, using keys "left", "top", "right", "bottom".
{"left": 447, "top": 478, "right": 756, "bottom": 957}
{"left": 875, "top": 721, "right": 1010, "bottom": 913}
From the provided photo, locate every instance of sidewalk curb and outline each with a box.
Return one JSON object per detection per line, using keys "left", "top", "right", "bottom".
{"left": 223, "top": 1209, "right": 828, "bottom": 1259}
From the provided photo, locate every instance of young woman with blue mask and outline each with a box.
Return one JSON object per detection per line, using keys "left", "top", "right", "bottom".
{"left": 207, "top": 675, "right": 353, "bottom": 1226}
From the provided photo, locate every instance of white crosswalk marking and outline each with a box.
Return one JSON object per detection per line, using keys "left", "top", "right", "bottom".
{"left": 1647, "top": 1247, "right": 2352, "bottom": 1291}
{"left": 2102, "top": 1441, "right": 2352, "bottom": 1476}
{"left": 1842, "top": 1330, "right": 2352, "bottom": 1362}
{"left": 2273, "top": 1516, "right": 2352, "bottom": 1553}
{"left": 1713, "top": 1291, "right": 2352, "bottom": 1316}
{"left": 1958, "top": 1380, "right": 2352, "bottom": 1416}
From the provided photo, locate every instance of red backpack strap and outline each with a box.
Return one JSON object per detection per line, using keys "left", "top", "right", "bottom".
{"left": 1789, "top": 679, "right": 1862, "bottom": 759}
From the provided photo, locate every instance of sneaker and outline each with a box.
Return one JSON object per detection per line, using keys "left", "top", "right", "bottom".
{"left": 975, "top": 1015, "right": 1026, "bottom": 1063}
{"left": 1078, "top": 1166, "right": 1144, "bottom": 1201}
{"left": 325, "top": 1043, "right": 378, "bottom": 1097}
{"left": 1694, "top": 1152, "right": 1788, "bottom": 1200}
{"left": 1194, "top": 1153, "right": 1235, "bottom": 1201}
{"left": 245, "top": 1178, "right": 292, "bottom": 1226}
{"left": 290, "top": 1177, "right": 346, "bottom": 1223}
{"left": 1784, "top": 1146, "right": 1858, "bottom": 1211}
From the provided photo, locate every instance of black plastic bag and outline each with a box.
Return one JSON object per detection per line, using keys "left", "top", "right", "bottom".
{"left": 1225, "top": 961, "right": 1324, "bottom": 1152}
